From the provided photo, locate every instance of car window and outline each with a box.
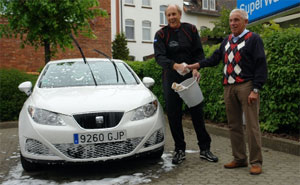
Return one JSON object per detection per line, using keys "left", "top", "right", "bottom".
{"left": 38, "top": 61, "right": 138, "bottom": 88}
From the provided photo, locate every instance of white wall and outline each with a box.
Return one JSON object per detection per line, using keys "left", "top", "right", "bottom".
{"left": 111, "top": 0, "right": 217, "bottom": 61}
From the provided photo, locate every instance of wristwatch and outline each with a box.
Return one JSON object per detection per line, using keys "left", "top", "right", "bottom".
{"left": 253, "top": 88, "right": 259, "bottom": 93}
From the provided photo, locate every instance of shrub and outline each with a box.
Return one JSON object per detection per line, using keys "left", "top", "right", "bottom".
{"left": 260, "top": 27, "right": 300, "bottom": 132}
{"left": 200, "top": 44, "right": 227, "bottom": 122}
{"left": 112, "top": 33, "right": 129, "bottom": 60}
{"left": 0, "top": 69, "right": 38, "bottom": 121}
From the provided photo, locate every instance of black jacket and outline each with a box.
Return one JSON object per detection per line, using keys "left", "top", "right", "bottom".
{"left": 154, "top": 23, "right": 205, "bottom": 83}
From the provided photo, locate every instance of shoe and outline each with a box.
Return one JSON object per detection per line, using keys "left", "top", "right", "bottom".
{"left": 224, "top": 161, "right": 248, "bottom": 168}
{"left": 172, "top": 150, "right": 186, "bottom": 164}
{"left": 250, "top": 165, "right": 262, "bottom": 175}
{"left": 200, "top": 150, "right": 218, "bottom": 162}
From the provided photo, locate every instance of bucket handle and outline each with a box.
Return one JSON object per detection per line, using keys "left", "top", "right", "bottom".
{"left": 174, "top": 78, "right": 197, "bottom": 92}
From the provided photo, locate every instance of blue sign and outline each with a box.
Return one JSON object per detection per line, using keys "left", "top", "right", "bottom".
{"left": 237, "top": 0, "right": 300, "bottom": 23}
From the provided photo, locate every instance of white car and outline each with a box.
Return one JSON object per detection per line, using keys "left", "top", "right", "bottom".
{"left": 18, "top": 58, "right": 166, "bottom": 171}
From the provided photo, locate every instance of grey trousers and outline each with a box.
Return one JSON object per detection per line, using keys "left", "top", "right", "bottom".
{"left": 224, "top": 81, "right": 263, "bottom": 165}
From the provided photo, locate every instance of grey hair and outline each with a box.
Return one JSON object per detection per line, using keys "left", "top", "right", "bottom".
{"left": 230, "top": 9, "right": 248, "bottom": 20}
{"left": 165, "top": 4, "right": 182, "bottom": 15}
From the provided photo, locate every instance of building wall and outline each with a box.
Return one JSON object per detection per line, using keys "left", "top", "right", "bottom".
{"left": 0, "top": 0, "right": 111, "bottom": 72}
{"left": 112, "top": 0, "right": 220, "bottom": 61}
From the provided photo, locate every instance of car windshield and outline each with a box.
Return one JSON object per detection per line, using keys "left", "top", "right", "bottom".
{"left": 38, "top": 60, "right": 139, "bottom": 88}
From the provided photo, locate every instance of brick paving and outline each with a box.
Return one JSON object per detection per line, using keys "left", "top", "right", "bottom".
{"left": 0, "top": 121, "right": 299, "bottom": 185}
{"left": 147, "top": 120, "right": 300, "bottom": 185}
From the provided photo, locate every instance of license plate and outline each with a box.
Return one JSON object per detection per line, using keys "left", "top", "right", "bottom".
{"left": 73, "top": 130, "right": 126, "bottom": 144}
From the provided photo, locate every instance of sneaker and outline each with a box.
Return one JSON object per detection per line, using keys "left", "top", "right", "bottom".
{"left": 172, "top": 150, "right": 186, "bottom": 164}
{"left": 200, "top": 150, "right": 218, "bottom": 162}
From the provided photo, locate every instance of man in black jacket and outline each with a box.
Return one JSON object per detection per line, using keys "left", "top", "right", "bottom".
{"left": 154, "top": 4, "right": 218, "bottom": 164}
{"left": 187, "top": 9, "right": 267, "bottom": 175}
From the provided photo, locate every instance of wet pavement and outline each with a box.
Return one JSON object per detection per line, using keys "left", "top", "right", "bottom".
{"left": 0, "top": 120, "right": 299, "bottom": 185}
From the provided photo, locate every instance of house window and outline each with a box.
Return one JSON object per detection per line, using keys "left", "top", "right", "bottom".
{"left": 160, "top": 5, "right": 167, "bottom": 25}
{"left": 125, "top": 0, "right": 134, "bottom": 5}
{"left": 210, "top": 0, "right": 216, "bottom": 10}
{"left": 142, "top": 0, "right": 151, "bottom": 7}
{"left": 202, "top": 0, "right": 208, "bottom": 10}
{"left": 142, "top": 21, "right": 151, "bottom": 41}
{"left": 203, "top": 0, "right": 216, "bottom": 10}
{"left": 125, "top": 19, "right": 135, "bottom": 40}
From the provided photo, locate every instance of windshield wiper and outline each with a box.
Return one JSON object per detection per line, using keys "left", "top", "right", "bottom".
{"left": 69, "top": 34, "right": 97, "bottom": 86}
{"left": 93, "top": 49, "right": 126, "bottom": 84}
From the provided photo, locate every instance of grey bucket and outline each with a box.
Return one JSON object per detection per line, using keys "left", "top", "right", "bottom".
{"left": 175, "top": 77, "right": 204, "bottom": 108}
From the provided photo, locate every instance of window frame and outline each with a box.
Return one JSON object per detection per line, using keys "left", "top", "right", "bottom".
{"left": 125, "top": 19, "right": 135, "bottom": 40}
{"left": 142, "top": 20, "right": 151, "bottom": 41}
{"left": 202, "top": 0, "right": 208, "bottom": 10}
{"left": 210, "top": 0, "right": 216, "bottom": 11}
{"left": 142, "top": 0, "right": 151, "bottom": 7}
{"left": 160, "top": 5, "right": 168, "bottom": 25}
{"left": 124, "top": 0, "right": 134, "bottom": 5}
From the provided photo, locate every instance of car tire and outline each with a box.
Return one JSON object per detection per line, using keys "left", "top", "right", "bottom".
{"left": 145, "top": 147, "right": 164, "bottom": 159}
{"left": 20, "top": 153, "right": 41, "bottom": 172}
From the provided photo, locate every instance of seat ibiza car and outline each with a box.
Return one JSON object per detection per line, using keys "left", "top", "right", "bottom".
{"left": 18, "top": 58, "right": 165, "bottom": 171}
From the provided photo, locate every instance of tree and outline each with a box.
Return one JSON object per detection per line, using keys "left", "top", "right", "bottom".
{"left": 200, "top": 7, "right": 231, "bottom": 39}
{"left": 199, "top": 7, "right": 278, "bottom": 41}
{"left": 0, "top": 0, "right": 107, "bottom": 64}
{"left": 112, "top": 33, "right": 130, "bottom": 60}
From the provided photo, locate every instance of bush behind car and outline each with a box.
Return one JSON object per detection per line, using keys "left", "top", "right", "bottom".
{"left": 0, "top": 69, "right": 38, "bottom": 121}
{"left": 0, "top": 27, "right": 299, "bottom": 134}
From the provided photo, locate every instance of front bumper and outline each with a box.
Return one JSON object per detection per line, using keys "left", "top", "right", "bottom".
{"left": 18, "top": 104, "right": 166, "bottom": 163}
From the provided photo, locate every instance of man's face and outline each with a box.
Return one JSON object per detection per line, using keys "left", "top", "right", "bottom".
{"left": 229, "top": 12, "right": 248, "bottom": 36}
{"left": 166, "top": 6, "right": 181, "bottom": 29}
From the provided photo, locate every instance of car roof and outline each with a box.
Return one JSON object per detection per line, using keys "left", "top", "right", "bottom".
{"left": 48, "top": 58, "right": 124, "bottom": 64}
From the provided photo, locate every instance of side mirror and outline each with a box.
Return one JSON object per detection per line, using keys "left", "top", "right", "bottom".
{"left": 18, "top": 81, "right": 32, "bottom": 96}
{"left": 142, "top": 77, "right": 155, "bottom": 88}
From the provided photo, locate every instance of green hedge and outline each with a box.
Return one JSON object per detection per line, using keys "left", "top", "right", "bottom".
{"left": 260, "top": 27, "right": 300, "bottom": 132}
{"left": 0, "top": 69, "right": 38, "bottom": 121}
{"left": 1, "top": 27, "right": 299, "bottom": 133}
{"left": 127, "top": 27, "right": 300, "bottom": 133}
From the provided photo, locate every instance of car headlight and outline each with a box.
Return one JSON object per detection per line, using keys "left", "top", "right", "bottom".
{"left": 28, "top": 106, "right": 66, "bottom": 126}
{"left": 131, "top": 100, "right": 158, "bottom": 121}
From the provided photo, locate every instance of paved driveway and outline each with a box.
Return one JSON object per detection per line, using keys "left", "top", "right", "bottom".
{"left": 0, "top": 121, "right": 299, "bottom": 185}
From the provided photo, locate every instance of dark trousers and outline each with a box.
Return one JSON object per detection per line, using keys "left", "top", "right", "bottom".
{"left": 163, "top": 75, "right": 211, "bottom": 151}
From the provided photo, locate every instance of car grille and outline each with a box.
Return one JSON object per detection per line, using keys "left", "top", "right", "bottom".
{"left": 143, "top": 128, "right": 164, "bottom": 148}
{"left": 54, "top": 137, "right": 144, "bottom": 159}
{"left": 73, "top": 112, "right": 124, "bottom": 129}
{"left": 25, "top": 139, "right": 56, "bottom": 156}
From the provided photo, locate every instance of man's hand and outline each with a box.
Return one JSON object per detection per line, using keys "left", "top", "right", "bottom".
{"left": 173, "top": 63, "right": 190, "bottom": 76}
{"left": 248, "top": 91, "right": 259, "bottom": 105}
{"left": 192, "top": 69, "right": 200, "bottom": 82}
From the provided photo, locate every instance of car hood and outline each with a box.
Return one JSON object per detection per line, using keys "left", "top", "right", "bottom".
{"left": 29, "top": 85, "right": 155, "bottom": 115}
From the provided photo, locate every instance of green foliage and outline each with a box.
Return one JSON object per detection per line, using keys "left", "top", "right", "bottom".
{"left": 142, "top": 59, "right": 165, "bottom": 108}
{"left": 199, "top": 8, "right": 281, "bottom": 40}
{"left": 200, "top": 44, "right": 227, "bottom": 122}
{"left": 0, "top": 0, "right": 107, "bottom": 63}
{"left": 0, "top": 69, "right": 38, "bottom": 121}
{"left": 200, "top": 8, "right": 231, "bottom": 38}
{"left": 259, "top": 27, "right": 300, "bottom": 133}
{"left": 1, "top": 25, "right": 299, "bottom": 134}
{"left": 112, "top": 33, "right": 130, "bottom": 60}
{"left": 249, "top": 20, "right": 281, "bottom": 36}
{"left": 127, "top": 27, "right": 300, "bottom": 134}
